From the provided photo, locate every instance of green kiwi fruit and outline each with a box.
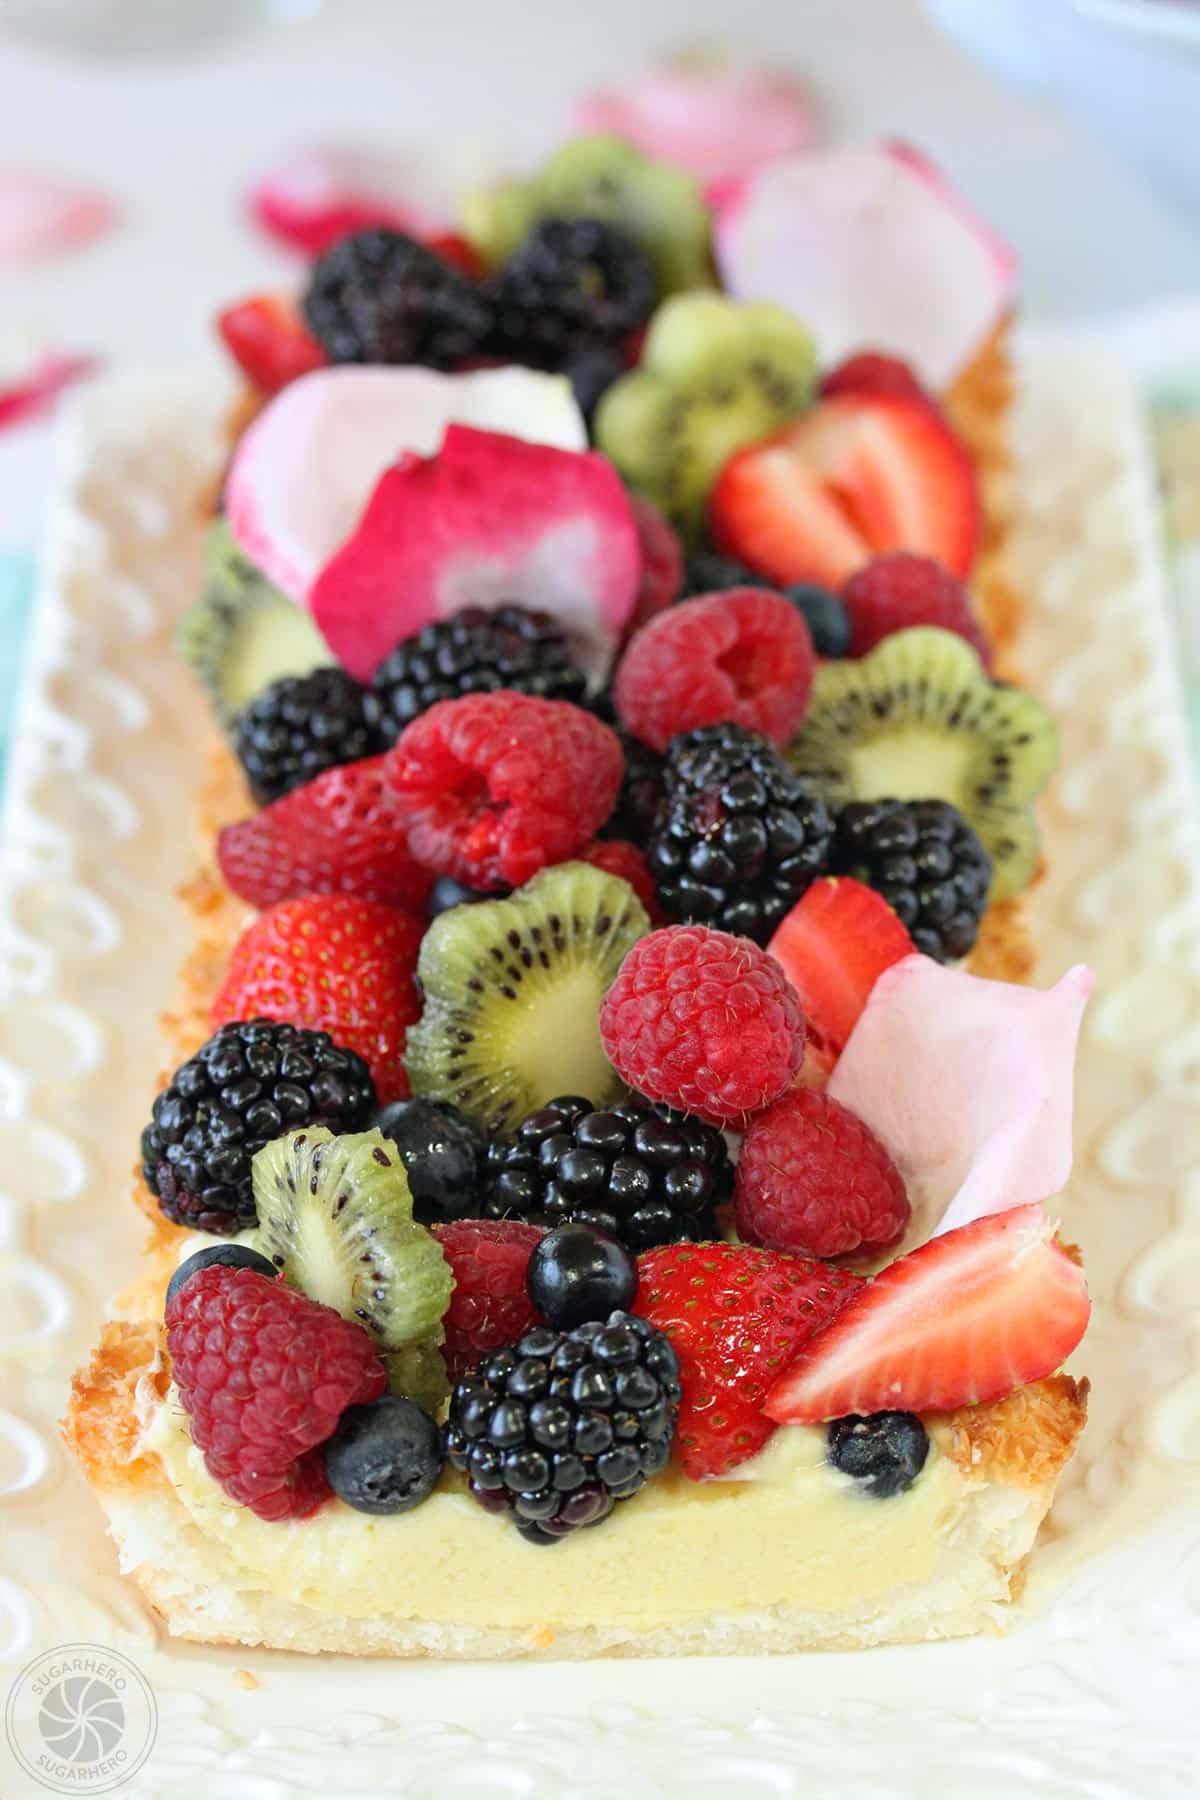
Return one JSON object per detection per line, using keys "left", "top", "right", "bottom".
{"left": 382, "top": 1340, "right": 450, "bottom": 1415}
{"left": 177, "top": 520, "right": 331, "bottom": 730}
{"left": 405, "top": 861, "right": 650, "bottom": 1136}
{"left": 594, "top": 294, "right": 815, "bottom": 535}
{"left": 248, "top": 1128, "right": 452, "bottom": 1364}
{"left": 461, "top": 134, "right": 711, "bottom": 295}
{"left": 787, "top": 627, "right": 1058, "bottom": 900}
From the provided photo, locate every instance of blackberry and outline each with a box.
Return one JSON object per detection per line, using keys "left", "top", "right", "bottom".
{"left": 233, "top": 666, "right": 380, "bottom": 806}
{"left": 444, "top": 1311, "right": 680, "bottom": 1543}
{"left": 141, "top": 1019, "right": 377, "bottom": 1235}
{"left": 365, "top": 605, "right": 588, "bottom": 741}
{"left": 483, "top": 1093, "right": 732, "bottom": 1251}
{"left": 647, "top": 724, "right": 832, "bottom": 943}
{"left": 830, "top": 798, "right": 992, "bottom": 962}
{"left": 488, "top": 216, "right": 655, "bottom": 367}
{"left": 828, "top": 1411, "right": 929, "bottom": 1498}
{"left": 590, "top": 690, "right": 664, "bottom": 845}
{"left": 303, "top": 228, "right": 493, "bottom": 369}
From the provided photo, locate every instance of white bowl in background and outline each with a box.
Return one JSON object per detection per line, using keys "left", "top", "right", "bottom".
{"left": 928, "top": 0, "right": 1200, "bottom": 220}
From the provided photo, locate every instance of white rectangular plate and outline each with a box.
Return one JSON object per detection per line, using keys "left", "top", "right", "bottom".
{"left": 1, "top": 345, "right": 1198, "bottom": 1798}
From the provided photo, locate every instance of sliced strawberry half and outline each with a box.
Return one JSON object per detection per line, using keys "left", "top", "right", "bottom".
{"left": 709, "top": 392, "right": 979, "bottom": 590}
{"left": 217, "top": 294, "right": 327, "bottom": 397}
{"left": 635, "top": 1241, "right": 864, "bottom": 1479}
{"left": 764, "top": 1203, "right": 1090, "bottom": 1424}
{"left": 767, "top": 877, "right": 913, "bottom": 1079}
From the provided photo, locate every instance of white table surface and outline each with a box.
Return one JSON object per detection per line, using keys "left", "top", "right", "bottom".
{"left": 2, "top": 0, "right": 1200, "bottom": 372}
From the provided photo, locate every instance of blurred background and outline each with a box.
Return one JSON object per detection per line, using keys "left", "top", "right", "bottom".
{"left": 1, "top": 0, "right": 1199, "bottom": 759}
{"left": 1, "top": 0, "right": 1199, "bottom": 364}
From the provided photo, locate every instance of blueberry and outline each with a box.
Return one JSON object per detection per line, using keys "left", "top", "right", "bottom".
{"left": 372, "top": 1097, "right": 483, "bottom": 1224}
{"left": 324, "top": 1395, "right": 444, "bottom": 1515}
{"left": 827, "top": 1411, "right": 929, "bottom": 1497}
{"left": 165, "top": 1242, "right": 276, "bottom": 1308}
{"left": 785, "top": 583, "right": 851, "bottom": 658}
{"left": 428, "top": 875, "right": 504, "bottom": 919}
{"left": 562, "top": 342, "right": 626, "bottom": 426}
{"left": 527, "top": 1223, "right": 637, "bottom": 1329}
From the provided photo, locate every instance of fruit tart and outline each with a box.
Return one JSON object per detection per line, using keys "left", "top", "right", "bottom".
{"left": 65, "top": 131, "right": 1090, "bottom": 1658}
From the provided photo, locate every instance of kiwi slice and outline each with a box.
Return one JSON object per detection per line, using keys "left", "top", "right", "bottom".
{"left": 382, "top": 1340, "right": 450, "bottom": 1415}
{"left": 405, "top": 861, "right": 650, "bottom": 1136}
{"left": 787, "top": 628, "right": 1058, "bottom": 900}
{"left": 595, "top": 294, "right": 815, "bottom": 535}
{"left": 461, "top": 135, "right": 711, "bottom": 296}
{"left": 249, "top": 1127, "right": 452, "bottom": 1359}
{"left": 177, "top": 520, "right": 331, "bottom": 730}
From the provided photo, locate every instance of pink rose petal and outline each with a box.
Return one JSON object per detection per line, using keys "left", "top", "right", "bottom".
{"left": 312, "top": 423, "right": 641, "bottom": 681}
{"left": 570, "top": 63, "right": 819, "bottom": 182}
{"left": 248, "top": 144, "right": 458, "bottom": 256}
{"left": 828, "top": 954, "right": 1093, "bottom": 1243}
{"left": 0, "top": 351, "right": 98, "bottom": 432}
{"left": 225, "top": 364, "right": 587, "bottom": 606}
{"left": 0, "top": 168, "right": 117, "bottom": 270}
{"left": 713, "top": 141, "right": 1017, "bottom": 389}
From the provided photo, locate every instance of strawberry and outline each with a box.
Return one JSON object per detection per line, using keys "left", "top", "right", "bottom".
{"left": 764, "top": 1203, "right": 1090, "bottom": 1424}
{"left": 708, "top": 392, "right": 979, "bottom": 590}
{"left": 634, "top": 1241, "right": 863, "bottom": 1479}
{"left": 216, "top": 294, "right": 327, "bottom": 396}
{"left": 210, "top": 893, "right": 425, "bottom": 1103}
{"left": 217, "top": 755, "right": 434, "bottom": 914}
{"left": 767, "top": 878, "right": 913, "bottom": 1080}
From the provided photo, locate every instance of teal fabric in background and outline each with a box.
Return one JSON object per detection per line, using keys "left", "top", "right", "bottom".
{"left": 0, "top": 555, "right": 36, "bottom": 787}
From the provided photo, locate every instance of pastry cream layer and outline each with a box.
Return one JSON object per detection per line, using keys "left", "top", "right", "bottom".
{"left": 145, "top": 1390, "right": 964, "bottom": 1633}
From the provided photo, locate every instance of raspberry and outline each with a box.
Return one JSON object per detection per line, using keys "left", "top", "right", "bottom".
{"left": 433, "top": 1218, "right": 545, "bottom": 1381}
{"left": 635, "top": 1241, "right": 863, "bottom": 1479}
{"left": 599, "top": 924, "right": 806, "bottom": 1125}
{"left": 384, "top": 693, "right": 624, "bottom": 890}
{"left": 627, "top": 494, "right": 684, "bottom": 635}
{"left": 217, "top": 755, "right": 434, "bottom": 914}
{"left": 819, "top": 352, "right": 928, "bottom": 404}
{"left": 613, "top": 589, "right": 814, "bottom": 754}
{"left": 165, "top": 1265, "right": 386, "bottom": 1521}
{"left": 578, "top": 837, "right": 662, "bottom": 922}
{"left": 211, "top": 894, "right": 424, "bottom": 1103}
{"left": 735, "top": 1088, "right": 911, "bottom": 1259}
{"left": 842, "top": 552, "right": 992, "bottom": 666}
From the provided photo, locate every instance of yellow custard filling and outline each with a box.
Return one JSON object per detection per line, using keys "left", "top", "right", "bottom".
{"left": 145, "top": 1391, "right": 965, "bottom": 1633}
